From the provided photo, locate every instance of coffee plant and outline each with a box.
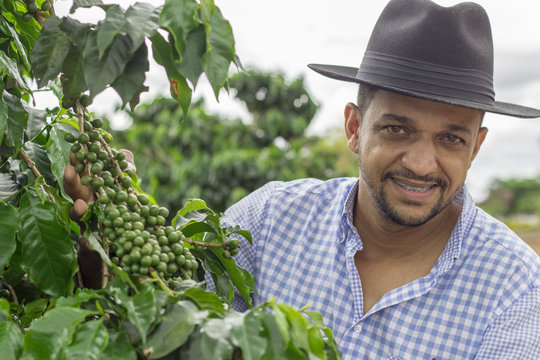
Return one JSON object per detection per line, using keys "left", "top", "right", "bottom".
{"left": 0, "top": 0, "right": 342, "bottom": 359}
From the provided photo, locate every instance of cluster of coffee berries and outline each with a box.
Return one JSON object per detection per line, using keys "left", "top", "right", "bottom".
{"left": 22, "top": 0, "right": 51, "bottom": 22}
{"left": 223, "top": 238, "right": 240, "bottom": 258}
{"left": 65, "top": 118, "right": 199, "bottom": 280}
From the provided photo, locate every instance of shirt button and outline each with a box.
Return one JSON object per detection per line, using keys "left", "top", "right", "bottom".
{"left": 354, "top": 324, "right": 362, "bottom": 333}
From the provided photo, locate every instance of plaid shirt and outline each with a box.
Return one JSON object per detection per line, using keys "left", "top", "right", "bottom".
{"left": 208, "top": 178, "right": 540, "bottom": 359}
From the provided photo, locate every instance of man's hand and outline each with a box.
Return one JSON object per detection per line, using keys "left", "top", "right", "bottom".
{"left": 63, "top": 148, "right": 135, "bottom": 289}
{"left": 63, "top": 149, "right": 136, "bottom": 221}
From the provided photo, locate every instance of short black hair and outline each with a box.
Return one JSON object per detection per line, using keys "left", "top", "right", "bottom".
{"left": 356, "top": 84, "right": 485, "bottom": 127}
{"left": 356, "top": 83, "right": 378, "bottom": 117}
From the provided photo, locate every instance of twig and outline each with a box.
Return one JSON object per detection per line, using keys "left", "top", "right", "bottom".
{"left": 18, "top": 147, "right": 55, "bottom": 203}
{"left": 76, "top": 271, "right": 84, "bottom": 288}
{"left": 184, "top": 238, "right": 227, "bottom": 248}
{"left": 149, "top": 270, "right": 175, "bottom": 296}
{"left": 5, "top": 283, "right": 19, "bottom": 305}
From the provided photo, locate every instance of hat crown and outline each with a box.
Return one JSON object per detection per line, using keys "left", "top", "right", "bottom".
{"left": 367, "top": 0, "right": 493, "bottom": 74}
{"left": 307, "top": 0, "right": 540, "bottom": 118}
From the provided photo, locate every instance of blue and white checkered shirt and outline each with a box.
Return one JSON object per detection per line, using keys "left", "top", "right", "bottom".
{"left": 209, "top": 177, "right": 540, "bottom": 359}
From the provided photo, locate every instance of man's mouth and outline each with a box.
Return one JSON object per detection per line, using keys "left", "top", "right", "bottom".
{"left": 392, "top": 178, "right": 436, "bottom": 193}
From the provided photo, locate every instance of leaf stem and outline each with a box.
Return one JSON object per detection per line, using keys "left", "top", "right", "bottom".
{"left": 0, "top": 186, "right": 26, "bottom": 204}
{"left": 18, "top": 146, "right": 55, "bottom": 203}
{"left": 5, "top": 283, "right": 19, "bottom": 305}
{"left": 149, "top": 270, "right": 175, "bottom": 296}
{"left": 184, "top": 238, "right": 227, "bottom": 248}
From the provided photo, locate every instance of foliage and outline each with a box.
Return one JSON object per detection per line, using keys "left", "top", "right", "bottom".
{"left": 479, "top": 177, "right": 540, "bottom": 217}
{"left": 0, "top": 1, "right": 342, "bottom": 359}
{"left": 112, "top": 70, "right": 357, "bottom": 213}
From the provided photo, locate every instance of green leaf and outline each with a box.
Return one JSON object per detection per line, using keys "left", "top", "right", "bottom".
{"left": 178, "top": 198, "right": 210, "bottom": 217}
{"left": 123, "top": 3, "right": 160, "bottom": 53}
{"left": 86, "top": 232, "right": 112, "bottom": 266}
{"left": 149, "top": 32, "right": 193, "bottom": 111}
{"left": 172, "top": 198, "right": 209, "bottom": 227}
{"left": 145, "top": 300, "right": 207, "bottom": 359}
{"left": 46, "top": 126, "right": 72, "bottom": 198}
{"left": 19, "top": 298, "right": 50, "bottom": 329}
{"left": 70, "top": 0, "right": 107, "bottom": 13}
{"left": 259, "top": 312, "right": 288, "bottom": 360}
{"left": 3, "top": 90, "right": 28, "bottom": 152}
{"left": 228, "top": 311, "right": 267, "bottom": 360}
{"left": 24, "top": 107, "right": 47, "bottom": 142}
{"left": 0, "top": 298, "right": 11, "bottom": 321}
{"left": 182, "top": 221, "right": 215, "bottom": 237}
{"left": 0, "top": 52, "right": 28, "bottom": 90}
{"left": 30, "top": 16, "right": 72, "bottom": 88}
{"left": 23, "top": 142, "right": 56, "bottom": 186}
{"left": 125, "top": 284, "right": 156, "bottom": 344}
{"left": 182, "top": 287, "right": 226, "bottom": 314}
{"left": 0, "top": 321, "right": 23, "bottom": 360}
{"left": 62, "top": 319, "right": 109, "bottom": 360}
{"left": 101, "top": 332, "right": 136, "bottom": 360}
{"left": 0, "top": 16, "right": 31, "bottom": 69}
{"left": 0, "top": 173, "right": 18, "bottom": 202}
{"left": 0, "top": 203, "right": 18, "bottom": 269}
{"left": 202, "top": 8, "right": 235, "bottom": 98}
{"left": 177, "top": 25, "right": 205, "bottom": 86}
{"left": 0, "top": 92, "right": 7, "bottom": 144}
{"left": 159, "top": 0, "right": 199, "bottom": 58}
{"left": 210, "top": 247, "right": 255, "bottom": 306}
{"left": 200, "top": 318, "right": 234, "bottom": 360}
{"left": 21, "top": 307, "right": 93, "bottom": 360}
{"left": 56, "top": 288, "right": 103, "bottom": 308}
{"left": 18, "top": 190, "right": 76, "bottom": 297}
{"left": 227, "top": 225, "right": 253, "bottom": 245}
{"left": 275, "top": 304, "right": 314, "bottom": 356}
{"left": 201, "top": 253, "right": 234, "bottom": 303}
{"left": 173, "top": 75, "right": 192, "bottom": 115}
{"left": 150, "top": 32, "right": 183, "bottom": 79}
{"left": 111, "top": 44, "right": 149, "bottom": 109}
{"left": 199, "top": 0, "right": 215, "bottom": 23}
{"left": 96, "top": 5, "right": 124, "bottom": 59}
{"left": 82, "top": 32, "right": 132, "bottom": 98}
{"left": 61, "top": 45, "right": 88, "bottom": 98}
{"left": 59, "top": 17, "right": 92, "bottom": 50}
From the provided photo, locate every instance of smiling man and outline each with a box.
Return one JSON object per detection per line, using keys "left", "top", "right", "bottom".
{"left": 215, "top": 0, "right": 540, "bottom": 358}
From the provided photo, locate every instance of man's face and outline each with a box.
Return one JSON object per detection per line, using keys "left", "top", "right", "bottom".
{"left": 345, "top": 90, "right": 487, "bottom": 227}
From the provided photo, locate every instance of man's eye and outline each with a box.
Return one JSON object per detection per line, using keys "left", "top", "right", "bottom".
{"left": 385, "top": 126, "right": 405, "bottom": 135}
{"left": 442, "top": 134, "right": 464, "bottom": 144}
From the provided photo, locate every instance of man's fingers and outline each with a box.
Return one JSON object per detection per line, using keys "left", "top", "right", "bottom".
{"left": 70, "top": 150, "right": 78, "bottom": 166}
{"left": 64, "top": 164, "right": 80, "bottom": 200}
{"left": 63, "top": 164, "right": 95, "bottom": 203}
{"left": 70, "top": 199, "right": 89, "bottom": 221}
{"left": 119, "top": 149, "right": 136, "bottom": 173}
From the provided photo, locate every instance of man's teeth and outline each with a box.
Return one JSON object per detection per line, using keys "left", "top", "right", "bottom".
{"left": 393, "top": 178, "right": 434, "bottom": 192}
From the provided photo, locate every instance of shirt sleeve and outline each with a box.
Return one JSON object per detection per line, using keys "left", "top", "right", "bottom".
{"left": 204, "top": 181, "right": 280, "bottom": 311}
{"left": 475, "top": 285, "right": 540, "bottom": 359}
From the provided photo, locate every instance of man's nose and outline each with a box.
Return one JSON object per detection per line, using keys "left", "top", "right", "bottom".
{"left": 400, "top": 138, "right": 438, "bottom": 177}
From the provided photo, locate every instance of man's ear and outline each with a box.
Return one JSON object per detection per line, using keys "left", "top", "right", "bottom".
{"left": 470, "top": 126, "right": 488, "bottom": 165}
{"left": 344, "top": 103, "right": 361, "bottom": 154}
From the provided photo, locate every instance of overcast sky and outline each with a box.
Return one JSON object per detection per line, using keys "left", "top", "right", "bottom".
{"left": 57, "top": 0, "right": 540, "bottom": 200}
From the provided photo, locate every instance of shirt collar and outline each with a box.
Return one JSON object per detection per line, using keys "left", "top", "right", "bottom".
{"left": 339, "top": 181, "right": 478, "bottom": 271}
{"left": 340, "top": 179, "right": 359, "bottom": 244}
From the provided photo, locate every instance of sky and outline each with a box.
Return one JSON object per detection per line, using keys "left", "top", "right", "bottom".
{"left": 53, "top": 0, "right": 540, "bottom": 201}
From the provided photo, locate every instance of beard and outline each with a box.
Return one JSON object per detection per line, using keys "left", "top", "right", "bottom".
{"left": 358, "top": 156, "right": 460, "bottom": 227}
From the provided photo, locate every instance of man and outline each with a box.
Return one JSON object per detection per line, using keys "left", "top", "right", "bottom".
{"left": 210, "top": 0, "right": 540, "bottom": 358}
{"left": 65, "top": 0, "right": 540, "bottom": 358}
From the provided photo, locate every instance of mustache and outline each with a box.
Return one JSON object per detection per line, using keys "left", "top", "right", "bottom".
{"left": 382, "top": 169, "right": 448, "bottom": 190}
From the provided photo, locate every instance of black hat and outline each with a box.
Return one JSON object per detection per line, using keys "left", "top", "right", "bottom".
{"left": 308, "top": 0, "right": 540, "bottom": 118}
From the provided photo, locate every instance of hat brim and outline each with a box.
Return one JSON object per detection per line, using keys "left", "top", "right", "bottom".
{"left": 308, "top": 64, "right": 540, "bottom": 119}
